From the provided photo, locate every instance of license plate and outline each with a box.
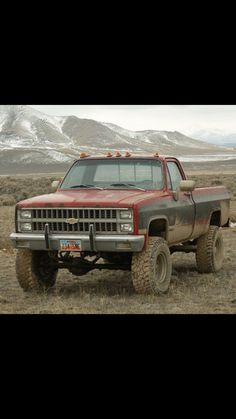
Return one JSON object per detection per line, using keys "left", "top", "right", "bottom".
{"left": 60, "top": 239, "right": 82, "bottom": 251}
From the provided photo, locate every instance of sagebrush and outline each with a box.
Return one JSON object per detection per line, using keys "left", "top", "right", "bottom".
{"left": 0, "top": 173, "right": 236, "bottom": 207}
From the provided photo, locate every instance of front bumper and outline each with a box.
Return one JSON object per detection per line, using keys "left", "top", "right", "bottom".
{"left": 10, "top": 233, "right": 145, "bottom": 252}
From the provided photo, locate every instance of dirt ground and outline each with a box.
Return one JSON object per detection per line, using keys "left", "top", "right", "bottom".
{"left": 1, "top": 179, "right": 236, "bottom": 314}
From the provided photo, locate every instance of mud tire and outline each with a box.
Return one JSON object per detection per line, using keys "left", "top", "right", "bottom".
{"left": 16, "top": 249, "right": 58, "bottom": 291}
{"left": 131, "top": 237, "right": 172, "bottom": 295}
{"left": 196, "top": 226, "right": 224, "bottom": 273}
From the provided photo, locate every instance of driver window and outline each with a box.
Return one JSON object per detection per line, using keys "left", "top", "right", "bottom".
{"left": 167, "top": 162, "right": 184, "bottom": 190}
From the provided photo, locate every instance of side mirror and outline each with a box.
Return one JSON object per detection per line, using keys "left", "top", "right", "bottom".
{"left": 173, "top": 180, "right": 196, "bottom": 201}
{"left": 179, "top": 180, "right": 196, "bottom": 192}
{"left": 51, "top": 180, "right": 61, "bottom": 190}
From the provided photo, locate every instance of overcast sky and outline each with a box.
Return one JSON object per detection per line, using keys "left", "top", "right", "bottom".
{"left": 31, "top": 105, "right": 236, "bottom": 135}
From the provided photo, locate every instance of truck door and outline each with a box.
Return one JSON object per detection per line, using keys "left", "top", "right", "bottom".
{"left": 166, "top": 160, "right": 195, "bottom": 244}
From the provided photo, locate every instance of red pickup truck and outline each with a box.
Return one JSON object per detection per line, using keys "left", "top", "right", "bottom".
{"left": 10, "top": 152, "right": 230, "bottom": 294}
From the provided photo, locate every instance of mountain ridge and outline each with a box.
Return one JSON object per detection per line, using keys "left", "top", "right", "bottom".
{"left": 189, "top": 128, "right": 236, "bottom": 147}
{"left": 0, "top": 105, "right": 234, "bottom": 174}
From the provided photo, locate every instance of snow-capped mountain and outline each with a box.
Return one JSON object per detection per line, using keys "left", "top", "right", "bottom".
{"left": 0, "top": 105, "right": 234, "bottom": 174}
{"left": 102, "top": 122, "right": 220, "bottom": 150}
{"left": 0, "top": 104, "right": 68, "bottom": 148}
{"left": 190, "top": 129, "right": 236, "bottom": 147}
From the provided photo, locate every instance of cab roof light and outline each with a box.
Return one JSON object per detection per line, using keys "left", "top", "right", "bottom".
{"left": 80, "top": 152, "right": 89, "bottom": 158}
{"left": 115, "top": 151, "right": 122, "bottom": 157}
{"left": 153, "top": 152, "right": 159, "bottom": 157}
{"left": 125, "top": 151, "right": 131, "bottom": 157}
{"left": 106, "top": 152, "right": 113, "bottom": 157}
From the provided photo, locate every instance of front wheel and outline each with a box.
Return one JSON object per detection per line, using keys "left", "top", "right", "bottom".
{"left": 196, "top": 226, "right": 224, "bottom": 273}
{"left": 16, "top": 249, "right": 58, "bottom": 291}
{"left": 131, "top": 237, "right": 172, "bottom": 294}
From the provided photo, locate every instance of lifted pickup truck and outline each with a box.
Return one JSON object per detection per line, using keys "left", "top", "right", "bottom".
{"left": 10, "top": 152, "right": 230, "bottom": 294}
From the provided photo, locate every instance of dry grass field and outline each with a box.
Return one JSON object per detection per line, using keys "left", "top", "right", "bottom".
{"left": 1, "top": 170, "right": 236, "bottom": 314}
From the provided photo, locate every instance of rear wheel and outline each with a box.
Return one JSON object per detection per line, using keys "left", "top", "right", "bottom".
{"left": 196, "top": 226, "right": 224, "bottom": 273}
{"left": 16, "top": 249, "right": 58, "bottom": 291}
{"left": 131, "top": 237, "right": 172, "bottom": 294}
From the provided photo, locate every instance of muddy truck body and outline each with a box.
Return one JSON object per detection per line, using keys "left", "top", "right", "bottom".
{"left": 10, "top": 153, "right": 230, "bottom": 294}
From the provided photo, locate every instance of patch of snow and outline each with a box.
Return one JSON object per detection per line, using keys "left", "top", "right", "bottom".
{"left": 141, "top": 136, "right": 153, "bottom": 143}
{"left": 20, "top": 119, "right": 32, "bottom": 132}
{"left": 43, "top": 115, "right": 67, "bottom": 133}
{"left": 161, "top": 133, "right": 169, "bottom": 141}
{"left": 114, "top": 134, "right": 131, "bottom": 144}
{"left": 0, "top": 120, "right": 5, "bottom": 131}
{"left": 178, "top": 154, "right": 236, "bottom": 162}
{"left": 46, "top": 150, "right": 72, "bottom": 162}
{"left": 102, "top": 122, "right": 137, "bottom": 139}
{"left": 0, "top": 137, "right": 34, "bottom": 149}
{"left": 0, "top": 110, "right": 9, "bottom": 130}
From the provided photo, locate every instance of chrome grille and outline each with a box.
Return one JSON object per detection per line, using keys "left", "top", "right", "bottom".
{"left": 31, "top": 208, "right": 119, "bottom": 234}
{"left": 32, "top": 208, "right": 117, "bottom": 220}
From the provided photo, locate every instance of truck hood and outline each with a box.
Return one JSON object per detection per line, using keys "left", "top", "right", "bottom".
{"left": 17, "top": 189, "right": 166, "bottom": 208}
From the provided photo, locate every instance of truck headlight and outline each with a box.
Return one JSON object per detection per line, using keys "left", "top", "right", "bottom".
{"left": 120, "top": 223, "right": 133, "bottom": 233}
{"left": 20, "top": 222, "right": 32, "bottom": 232}
{"left": 120, "top": 210, "right": 132, "bottom": 219}
{"left": 20, "top": 210, "right": 32, "bottom": 219}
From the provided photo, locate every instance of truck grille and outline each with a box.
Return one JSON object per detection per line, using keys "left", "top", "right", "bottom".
{"left": 31, "top": 208, "right": 119, "bottom": 234}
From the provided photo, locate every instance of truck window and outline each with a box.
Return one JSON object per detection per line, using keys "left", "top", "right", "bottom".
{"left": 60, "top": 159, "right": 163, "bottom": 190}
{"left": 167, "top": 161, "right": 184, "bottom": 190}
{"left": 94, "top": 161, "right": 162, "bottom": 187}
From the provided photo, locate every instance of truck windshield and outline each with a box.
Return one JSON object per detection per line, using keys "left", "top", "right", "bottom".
{"left": 60, "top": 159, "right": 163, "bottom": 190}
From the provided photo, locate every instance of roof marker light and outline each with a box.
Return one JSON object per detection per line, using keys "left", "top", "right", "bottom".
{"left": 80, "top": 152, "right": 88, "bottom": 158}
{"left": 125, "top": 151, "right": 131, "bottom": 157}
{"left": 106, "top": 152, "right": 113, "bottom": 157}
{"left": 154, "top": 152, "right": 159, "bottom": 157}
{"left": 115, "top": 151, "right": 122, "bottom": 157}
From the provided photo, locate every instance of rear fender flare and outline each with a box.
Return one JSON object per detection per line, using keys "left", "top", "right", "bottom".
{"left": 207, "top": 208, "right": 221, "bottom": 228}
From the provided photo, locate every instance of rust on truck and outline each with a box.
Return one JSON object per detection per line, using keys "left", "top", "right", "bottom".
{"left": 10, "top": 153, "right": 230, "bottom": 295}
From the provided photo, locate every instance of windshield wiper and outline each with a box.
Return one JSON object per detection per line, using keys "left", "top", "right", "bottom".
{"left": 70, "top": 184, "right": 104, "bottom": 190}
{"left": 109, "top": 183, "right": 146, "bottom": 191}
